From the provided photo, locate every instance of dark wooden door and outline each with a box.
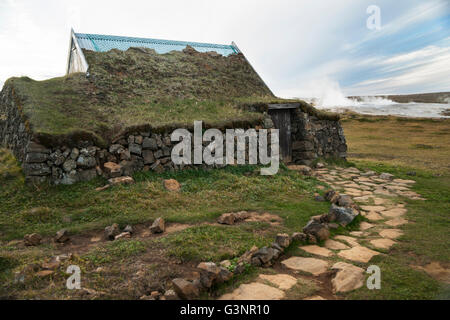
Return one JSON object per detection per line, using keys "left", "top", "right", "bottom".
{"left": 268, "top": 109, "right": 292, "bottom": 162}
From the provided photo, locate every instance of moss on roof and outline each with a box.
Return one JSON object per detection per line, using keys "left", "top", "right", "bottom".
{"left": 2, "top": 46, "right": 339, "bottom": 146}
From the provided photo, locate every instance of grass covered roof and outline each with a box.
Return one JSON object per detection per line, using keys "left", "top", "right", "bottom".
{"left": 2, "top": 46, "right": 338, "bottom": 146}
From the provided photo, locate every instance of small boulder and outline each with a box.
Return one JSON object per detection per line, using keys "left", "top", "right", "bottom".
{"left": 217, "top": 213, "right": 235, "bottom": 225}
{"left": 103, "top": 162, "right": 122, "bottom": 178}
{"left": 275, "top": 233, "right": 291, "bottom": 248}
{"left": 108, "top": 176, "right": 134, "bottom": 186}
{"left": 114, "top": 232, "right": 131, "bottom": 240}
{"left": 327, "top": 204, "right": 358, "bottom": 226}
{"left": 54, "top": 229, "right": 69, "bottom": 243}
{"left": 220, "top": 260, "right": 231, "bottom": 268}
{"left": 197, "top": 262, "right": 221, "bottom": 288}
{"left": 218, "top": 267, "right": 233, "bottom": 283}
{"left": 336, "top": 194, "right": 354, "bottom": 208}
{"left": 150, "top": 217, "right": 165, "bottom": 234}
{"left": 324, "top": 190, "right": 337, "bottom": 201}
{"left": 104, "top": 223, "right": 120, "bottom": 240}
{"left": 172, "top": 278, "right": 199, "bottom": 299}
{"left": 123, "top": 225, "right": 134, "bottom": 234}
{"left": 162, "top": 289, "right": 179, "bottom": 300}
{"left": 163, "top": 179, "right": 181, "bottom": 192}
{"left": 292, "top": 232, "right": 307, "bottom": 242}
{"left": 303, "top": 220, "right": 330, "bottom": 241}
{"left": 24, "top": 233, "right": 42, "bottom": 246}
{"left": 380, "top": 172, "right": 394, "bottom": 180}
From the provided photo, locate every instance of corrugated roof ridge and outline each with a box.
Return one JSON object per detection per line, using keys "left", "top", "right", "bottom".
{"left": 74, "top": 33, "right": 234, "bottom": 50}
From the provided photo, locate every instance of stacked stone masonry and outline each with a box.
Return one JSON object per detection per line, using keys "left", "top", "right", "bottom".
{"left": 1, "top": 86, "right": 347, "bottom": 185}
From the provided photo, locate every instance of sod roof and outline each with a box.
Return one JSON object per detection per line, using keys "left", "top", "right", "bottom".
{"left": 2, "top": 45, "right": 338, "bottom": 146}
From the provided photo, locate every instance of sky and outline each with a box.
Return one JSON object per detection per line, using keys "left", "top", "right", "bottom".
{"left": 0, "top": 0, "right": 449, "bottom": 98}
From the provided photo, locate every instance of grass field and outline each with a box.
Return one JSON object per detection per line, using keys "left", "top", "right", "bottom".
{"left": 0, "top": 113, "right": 449, "bottom": 299}
{"left": 341, "top": 113, "right": 450, "bottom": 174}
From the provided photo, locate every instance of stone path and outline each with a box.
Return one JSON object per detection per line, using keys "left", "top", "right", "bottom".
{"left": 218, "top": 165, "right": 421, "bottom": 300}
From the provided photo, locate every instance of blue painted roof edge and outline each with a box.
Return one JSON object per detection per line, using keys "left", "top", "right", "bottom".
{"left": 74, "top": 33, "right": 237, "bottom": 52}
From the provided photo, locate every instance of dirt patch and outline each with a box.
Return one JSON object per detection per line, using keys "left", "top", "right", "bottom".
{"left": 245, "top": 212, "right": 283, "bottom": 226}
{"left": 413, "top": 262, "right": 450, "bottom": 284}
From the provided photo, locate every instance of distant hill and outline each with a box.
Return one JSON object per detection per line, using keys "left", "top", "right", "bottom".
{"left": 348, "top": 92, "right": 450, "bottom": 104}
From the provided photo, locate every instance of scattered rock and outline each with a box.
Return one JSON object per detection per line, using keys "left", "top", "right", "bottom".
{"left": 55, "top": 229, "right": 70, "bottom": 243}
{"left": 217, "top": 213, "right": 235, "bottom": 225}
{"left": 336, "top": 194, "right": 354, "bottom": 208}
{"left": 114, "top": 232, "right": 132, "bottom": 240}
{"left": 303, "top": 220, "right": 330, "bottom": 241}
{"left": 163, "top": 289, "right": 179, "bottom": 300}
{"left": 123, "top": 225, "right": 134, "bottom": 234}
{"left": 197, "top": 262, "right": 222, "bottom": 288}
{"left": 36, "top": 270, "right": 54, "bottom": 278}
{"left": 163, "top": 179, "right": 181, "bottom": 191}
{"left": 150, "top": 217, "right": 165, "bottom": 234}
{"left": 275, "top": 233, "right": 291, "bottom": 248}
{"left": 103, "top": 162, "right": 122, "bottom": 178}
{"left": 172, "top": 278, "right": 199, "bottom": 299}
{"left": 292, "top": 232, "right": 307, "bottom": 242}
{"left": 24, "top": 233, "right": 42, "bottom": 246}
{"left": 331, "top": 262, "right": 365, "bottom": 293}
{"left": 218, "top": 267, "right": 233, "bottom": 283}
{"left": 315, "top": 162, "right": 325, "bottom": 169}
{"left": 104, "top": 223, "right": 120, "bottom": 240}
{"left": 220, "top": 260, "right": 231, "bottom": 268}
{"left": 327, "top": 204, "right": 358, "bottom": 226}
{"left": 380, "top": 172, "right": 394, "bottom": 180}
{"left": 108, "top": 176, "right": 135, "bottom": 186}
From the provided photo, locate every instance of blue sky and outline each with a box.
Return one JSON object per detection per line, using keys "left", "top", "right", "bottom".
{"left": 0, "top": 0, "right": 449, "bottom": 97}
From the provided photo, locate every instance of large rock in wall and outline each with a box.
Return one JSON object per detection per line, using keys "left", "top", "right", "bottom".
{"left": 291, "top": 109, "right": 347, "bottom": 165}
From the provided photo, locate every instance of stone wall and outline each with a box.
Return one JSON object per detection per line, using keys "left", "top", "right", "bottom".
{"left": 291, "top": 109, "right": 347, "bottom": 165}
{"left": 1, "top": 84, "right": 347, "bottom": 185}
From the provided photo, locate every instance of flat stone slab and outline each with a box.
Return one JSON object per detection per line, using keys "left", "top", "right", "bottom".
{"left": 325, "top": 239, "right": 350, "bottom": 250}
{"left": 219, "top": 282, "right": 285, "bottom": 300}
{"left": 334, "top": 235, "right": 359, "bottom": 247}
{"left": 379, "top": 228, "right": 403, "bottom": 239}
{"left": 281, "top": 257, "right": 329, "bottom": 276}
{"left": 259, "top": 274, "right": 298, "bottom": 290}
{"left": 370, "top": 238, "right": 396, "bottom": 249}
{"left": 380, "top": 207, "right": 407, "bottom": 218}
{"left": 385, "top": 217, "right": 408, "bottom": 227}
{"left": 359, "top": 222, "right": 375, "bottom": 231}
{"left": 362, "top": 211, "right": 384, "bottom": 221}
{"left": 338, "top": 246, "right": 380, "bottom": 263}
{"left": 349, "top": 231, "right": 366, "bottom": 237}
{"left": 360, "top": 205, "right": 386, "bottom": 212}
{"left": 331, "top": 262, "right": 365, "bottom": 293}
{"left": 373, "top": 197, "right": 389, "bottom": 205}
{"left": 299, "top": 245, "right": 334, "bottom": 257}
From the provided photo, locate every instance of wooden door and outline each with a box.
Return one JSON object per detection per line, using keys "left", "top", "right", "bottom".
{"left": 268, "top": 108, "right": 292, "bottom": 162}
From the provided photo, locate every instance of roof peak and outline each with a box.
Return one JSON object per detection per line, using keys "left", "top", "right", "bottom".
{"left": 74, "top": 32, "right": 239, "bottom": 56}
